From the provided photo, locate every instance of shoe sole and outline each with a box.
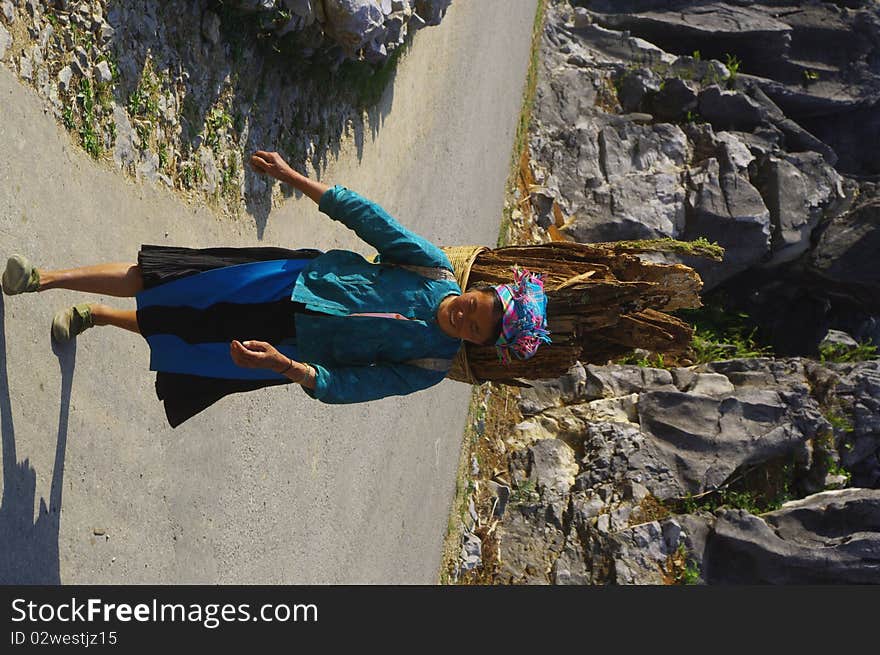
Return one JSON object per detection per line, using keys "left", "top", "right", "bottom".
{"left": 51, "top": 308, "right": 73, "bottom": 342}
{"left": 2, "top": 255, "right": 31, "bottom": 295}
{"left": 52, "top": 304, "right": 93, "bottom": 342}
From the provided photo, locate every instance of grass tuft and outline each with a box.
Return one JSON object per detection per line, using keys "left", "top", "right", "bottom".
{"left": 662, "top": 544, "right": 701, "bottom": 585}
{"left": 676, "top": 290, "right": 772, "bottom": 364}
{"left": 77, "top": 77, "right": 102, "bottom": 159}
{"left": 819, "top": 340, "right": 878, "bottom": 364}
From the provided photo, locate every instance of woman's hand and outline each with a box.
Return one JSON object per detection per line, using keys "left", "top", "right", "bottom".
{"left": 230, "top": 339, "right": 289, "bottom": 373}
{"left": 249, "top": 149, "right": 330, "bottom": 204}
{"left": 250, "top": 150, "right": 294, "bottom": 183}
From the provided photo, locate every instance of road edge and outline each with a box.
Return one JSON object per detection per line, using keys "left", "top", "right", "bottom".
{"left": 437, "top": 0, "right": 549, "bottom": 585}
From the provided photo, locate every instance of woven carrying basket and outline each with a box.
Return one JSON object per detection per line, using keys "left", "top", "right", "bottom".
{"left": 440, "top": 245, "right": 489, "bottom": 384}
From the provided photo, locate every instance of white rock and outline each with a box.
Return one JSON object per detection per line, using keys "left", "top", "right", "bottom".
{"left": 19, "top": 53, "right": 33, "bottom": 80}
{"left": 39, "top": 22, "right": 52, "bottom": 49}
{"left": 1, "top": 2, "right": 14, "bottom": 24}
{"left": 198, "top": 147, "right": 220, "bottom": 194}
{"left": 626, "top": 481, "right": 650, "bottom": 503}
{"left": 0, "top": 24, "right": 10, "bottom": 60}
{"left": 573, "top": 394, "right": 639, "bottom": 424}
{"left": 71, "top": 45, "right": 88, "bottom": 76}
{"left": 36, "top": 63, "right": 48, "bottom": 89}
{"left": 112, "top": 105, "right": 137, "bottom": 168}
{"left": 95, "top": 60, "right": 112, "bottom": 83}
{"left": 571, "top": 7, "right": 591, "bottom": 28}
{"left": 57, "top": 65, "right": 73, "bottom": 92}
{"left": 820, "top": 329, "right": 859, "bottom": 350}
{"left": 823, "top": 473, "right": 849, "bottom": 490}
{"left": 47, "top": 81, "right": 60, "bottom": 112}
{"left": 716, "top": 131, "right": 755, "bottom": 174}
{"left": 28, "top": 43, "right": 42, "bottom": 66}
{"left": 689, "top": 373, "right": 735, "bottom": 397}
{"left": 99, "top": 23, "right": 114, "bottom": 43}
{"left": 323, "top": 0, "right": 386, "bottom": 51}
{"left": 137, "top": 150, "right": 161, "bottom": 184}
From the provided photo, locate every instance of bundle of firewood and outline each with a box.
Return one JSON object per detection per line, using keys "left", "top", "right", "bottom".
{"left": 441, "top": 240, "right": 721, "bottom": 384}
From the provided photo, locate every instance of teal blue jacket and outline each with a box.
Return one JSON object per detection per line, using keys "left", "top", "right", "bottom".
{"left": 290, "top": 185, "right": 463, "bottom": 403}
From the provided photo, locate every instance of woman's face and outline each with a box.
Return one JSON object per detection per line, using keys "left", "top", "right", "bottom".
{"left": 440, "top": 289, "right": 500, "bottom": 344}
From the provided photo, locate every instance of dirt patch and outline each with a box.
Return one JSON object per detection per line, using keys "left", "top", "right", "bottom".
{"left": 440, "top": 382, "right": 523, "bottom": 584}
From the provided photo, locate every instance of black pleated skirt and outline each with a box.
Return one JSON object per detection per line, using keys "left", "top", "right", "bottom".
{"left": 138, "top": 244, "right": 323, "bottom": 428}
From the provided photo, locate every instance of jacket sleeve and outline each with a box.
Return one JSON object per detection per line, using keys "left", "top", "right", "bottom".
{"left": 318, "top": 185, "right": 452, "bottom": 269}
{"left": 301, "top": 361, "right": 448, "bottom": 404}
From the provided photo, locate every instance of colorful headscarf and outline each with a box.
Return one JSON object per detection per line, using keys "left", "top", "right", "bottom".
{"left": 493, "top": 266, "right": 552, "bottom": 364}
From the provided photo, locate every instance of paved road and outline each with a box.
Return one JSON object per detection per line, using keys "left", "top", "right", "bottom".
{"left": 0, "top": 0, "right": 538, "bottom": 584}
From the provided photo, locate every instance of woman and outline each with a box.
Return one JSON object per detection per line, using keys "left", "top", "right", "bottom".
{"left": 2, "top": 151, "right": 550, "bottom": 427}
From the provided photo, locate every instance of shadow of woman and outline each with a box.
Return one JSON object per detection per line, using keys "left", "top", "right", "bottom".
{"left": 0, "top": 296, "right": 76, "bottom": 584}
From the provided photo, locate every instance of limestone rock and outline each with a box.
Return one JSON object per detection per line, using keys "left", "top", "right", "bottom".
{"left": 495, "top": 504, "right": 566, "bottom": 584}
{"left": 583, "top": 363, "right": 676, "bottom": 400}
{"left": 112, "top": 105, "right": 137, "bottom": 170}
{"left": 614, "top": 67, "right": 661, "bottom": 113}
{"left": 753, "top": 151, "right": 844, "bottom": 267}
{"left": 70, "top": 45, "right": 88, "bottom": 76}
{"left": 697, "top": 85, "right": 765, "bottom": 131}
{"left": 586, "top": 1, "right": 880, "bottom": 177}
{"left": 552, "top": 536, "right": 590, "bottom": 584}
{"left": 820, "top": 329, "right": 860, "bottom": 351}
{"left": 137, "top": 150, "right": 161, "bottom": 184}
{"left": 459, "top": 530, "right": 482, "bottom": 573}
{"left": 685, "top": 372, "right": 735, "bottom": 397}
{"left": 1, "top": 2, "right": 14, "bottom": 24}
{"left": 808, "top": 197, "right": 880, "bottom": 311}
{"left": 94, "top": 60, "right": 112, "bottom": 84}
{"left": 528, "top": 439, "right": 578, "bottom": 499}
{"left": 714, "top": 131, "right": 754, "bottom": 174}
{"left": 637, "top": 385, "right": 824, "bottom": 494}
{"left": 0, "top": 24, "right": 10, "bottom": 61}
{"left": 683, "top": 157, "right": 771, "bottom": 290}
{"left": 649, "top": 77, "right": 698, "bottom": 122}
{"left": 19, "top": 52, "right": 33, "bottom": 80}
{"left": 705, "top": 489, "right": 880, "bottom": 584}
{"left": 317, "top": 1, "right": 386, "bottom": 52}
{"left": 597, "top": 519, "right": 685, "bottom": 585}
{"left": 826, "top": 361, "right": 880, "bottom": 488}
{"left": 225, "top": 0, "right": 445, "bottom": 63}
{"left": 413, "top": 0, "right": 451, "bottom": 26}
{"left": 489, "top": 0, "right": 880, "bottom": 586}
{"left": 519, "top": 362, "right": 587, "bottom": 415}
{"left": 497, "top": 352, "right": 880, "bottom": 584}
{"left": 198, "top": 147, "right": 220, "bottom": 195}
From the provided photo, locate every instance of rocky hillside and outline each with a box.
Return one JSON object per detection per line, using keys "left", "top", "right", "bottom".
{"left": 453, "top": 0, "right": 880, "bottom": 584}
{"left": 499, "top": 357, "right": 880, "bottom": 584}
{"left": 224, "top": 1, "right": 452, "bottom": 64}
{"left": 0, "top": 1, "right": 451, "bottom": 223}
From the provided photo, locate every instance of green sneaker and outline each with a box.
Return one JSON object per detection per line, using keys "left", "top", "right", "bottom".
{"left": 2, "top": 254, "right": 40, "bottom": 295}
{"left": 52, "top": 304, "right": 94, "bottom": 342}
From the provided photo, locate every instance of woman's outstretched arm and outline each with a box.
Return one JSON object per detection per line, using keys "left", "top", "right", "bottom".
{"left": 250, "top": 148, "right": 450, "bottom": 269}
{"left": 249, "top": 150, "right": 329, "bottom": 204}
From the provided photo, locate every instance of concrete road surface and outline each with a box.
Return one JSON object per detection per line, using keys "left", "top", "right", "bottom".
{"left": 0, "top": 0, "right": 538, "bottom": 584}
